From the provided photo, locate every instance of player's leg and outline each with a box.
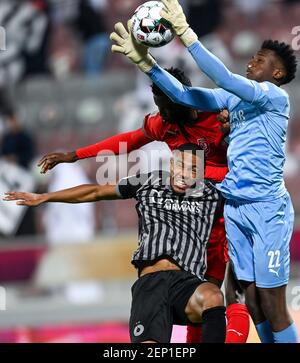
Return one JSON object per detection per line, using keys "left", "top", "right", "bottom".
{"left": 205, "top": 216, "right": 227, "bottom": 287}
{"left": 225, "top": 200, "right": 278, "bottom": 342}
{"left": 224, "top": 262, "right": 250, "bottom": 343}
{"left": 129, "top": 272, "right": 173, "bottom": 343}
{"left": 257, "top": 285, "right": 297, "bottom": 342}
{"left": 223, "top": 201, "right": 254, "bottom": 342}
{"left": 241, "top": 193, "right": 298, "bottom": 343}
{"left": 242, "top": 281, "right": 274, "bottom": 342}
{"left": 185, "top": 281, "right": 226, "bottom": 342}
{"left": 186, "top": 325, "right": 203, "bottom": 343}
{"left": 225, "top": 261, "right": 244, "bottom": 305}
{"left": 252, "top": 194, "right": 298, "bottom": 343}
{"left": 186, "top": 213, "right": 225, "bottom": 343}
{"left": 171, "top": 271, "right": 226, "bottom": 343}
{"left": 187, "top": 204, "right": 251, "bottom": 343}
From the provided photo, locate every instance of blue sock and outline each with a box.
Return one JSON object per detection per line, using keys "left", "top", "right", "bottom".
{"left": 256, "top": 320, "right": 274, "bottom": 343}
{"left": 273, "top": 323, "right": 299, "bottom": 343}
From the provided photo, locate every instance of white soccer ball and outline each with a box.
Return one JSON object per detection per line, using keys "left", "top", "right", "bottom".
{"left": 131, "top": 1, "right": 175, "bottom": 48}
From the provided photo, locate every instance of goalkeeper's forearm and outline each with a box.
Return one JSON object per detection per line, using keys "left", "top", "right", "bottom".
{"left": 147, "top": 64, "right": 220, "bottom": 111}
{"left": 43, "top": 184, "right": 119, "bottom": 204}
{"left": 187, "top": 41, "right": 256, "bottom": 102}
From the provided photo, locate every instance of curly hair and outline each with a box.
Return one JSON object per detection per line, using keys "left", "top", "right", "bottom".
{"left": 261, "top": 39, "right": 297, "bottom": 85}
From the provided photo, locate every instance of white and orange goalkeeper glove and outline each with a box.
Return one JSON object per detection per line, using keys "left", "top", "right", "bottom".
{"left": 110, "top": 20, "right": 156, "bottom": 73}
{"left": 160, "top": 0, "right": 198, "bottom": 47}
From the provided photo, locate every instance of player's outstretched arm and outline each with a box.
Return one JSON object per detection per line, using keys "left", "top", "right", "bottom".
{"left": 148, "top": 64, "right": 224, "bottom": 111}
{"left": 161, "top": 0, "right": 257, "bottom": 103}
{"left": 3, "top": 184, "right": 120, "bottom": 207}
{"left": 37, "top": 128, "right": 151, "bottom": 174}
{"left": 110, "top": 19, "right": 225, "bottom": 111}
{"left": 187, "top": 41, "right": 257, "bottom": 103}
{"left": 38, "top": 151, "right": 78, "bottom": 174}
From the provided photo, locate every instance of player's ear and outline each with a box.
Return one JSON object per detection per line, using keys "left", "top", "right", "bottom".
{"left": 273, "top": 68, "right": 285, "bottom": 83}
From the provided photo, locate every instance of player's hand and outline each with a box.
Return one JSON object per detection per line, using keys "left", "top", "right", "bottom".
{"left": 110, "top": 20, "right": 156, "bottom": 73}
{"left": 160, "top": 0, "right": 198, "bottom": 47}
{"left": 37, "top": 151, "right": 78, "bottom": 174}
{"left": 3, "top": 192, "right": 47, "bottom": 207}
{"left": 217, "top": 109, "right": 230, "bottom": 135}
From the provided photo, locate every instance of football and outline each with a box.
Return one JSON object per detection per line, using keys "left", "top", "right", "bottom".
{"left": 131, "top": 1, "right": 175, "bottom": 48}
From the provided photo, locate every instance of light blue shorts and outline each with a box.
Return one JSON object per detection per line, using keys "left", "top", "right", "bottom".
{"left": 224, "top": 193, "right": 294, "bottom": 288}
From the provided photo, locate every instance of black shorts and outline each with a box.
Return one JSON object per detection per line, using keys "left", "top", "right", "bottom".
{"left": 129, "top": 270, "right": 204, "bottom": 343}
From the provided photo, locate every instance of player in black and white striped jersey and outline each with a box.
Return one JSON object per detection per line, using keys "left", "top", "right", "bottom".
{"left": 4, "top": 143, "right": 226, "bottom": 343}
{"left": 117, "top": 166, "right": 218, "bottom": 281}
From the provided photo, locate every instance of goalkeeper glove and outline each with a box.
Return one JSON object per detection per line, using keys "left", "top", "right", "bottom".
{"left": 160, "top": 0, "right": 198, "bottom": 47}
{"left": 110, "top": 20, "right": 156, "bottom": 73}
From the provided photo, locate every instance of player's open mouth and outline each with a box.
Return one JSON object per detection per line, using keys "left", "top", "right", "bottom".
{"left": 174, "top": 179, "right": 189, "bottom": 190}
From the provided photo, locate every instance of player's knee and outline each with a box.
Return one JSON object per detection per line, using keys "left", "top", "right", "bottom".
{"left": 187, "top": 292, "right": 203, "bottom": 317}
{"left": 202, "top": 289, "right": 224, "bottom": 311}
{"left": 186, "top": 284, "right": 224, "bottom": 322}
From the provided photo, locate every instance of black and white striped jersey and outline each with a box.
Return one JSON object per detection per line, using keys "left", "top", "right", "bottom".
{"left": 117, "top": 171, "right": 220, "bottom": 280}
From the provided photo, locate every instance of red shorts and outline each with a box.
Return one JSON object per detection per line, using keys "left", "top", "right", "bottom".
{"left": 205, "top": 214, "right": 229, "bottom": 282}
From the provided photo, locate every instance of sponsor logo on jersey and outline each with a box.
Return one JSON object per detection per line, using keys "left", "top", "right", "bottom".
{"left": 150, "top": 190, "right": 204, "bottom": 213}
{"left": 230, "top": 110, "right": 246, "bottom": 130}
{"left": 197, "top": 138, "right": 210, "bottom": 155}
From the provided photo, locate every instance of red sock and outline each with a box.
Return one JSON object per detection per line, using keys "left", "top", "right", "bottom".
{"left": 226, "top": 303, "right": 250, "bottom": 343}
{"left": 186, "top": 325, "right": 202, "bottom": 343}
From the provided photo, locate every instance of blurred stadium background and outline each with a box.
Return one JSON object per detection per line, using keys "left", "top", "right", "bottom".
{"left": 0, "top": 0, "right": 299, "bottom": 343}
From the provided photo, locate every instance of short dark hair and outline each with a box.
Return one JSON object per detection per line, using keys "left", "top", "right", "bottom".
{"left": 175, "top": 143, "right": 204, "bottom": 155}
{"left": 261, "top": 39, "right": 297, "bottom": 85}
{"left": 151, "top": 67, "right": 192, "bottom": 96}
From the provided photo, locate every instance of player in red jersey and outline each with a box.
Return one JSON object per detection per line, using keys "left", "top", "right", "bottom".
{"left": 38, "top": 67, "right": 250, "bottom": 343}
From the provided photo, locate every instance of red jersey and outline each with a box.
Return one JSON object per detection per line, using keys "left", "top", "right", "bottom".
{"left": 143, "top": 111, "right": 228, "bottom": 182}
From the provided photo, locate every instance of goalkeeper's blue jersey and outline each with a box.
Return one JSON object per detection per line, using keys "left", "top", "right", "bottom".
{"left": 213, "top": 82, "right": 290, "bottom": 201}
{"left": 147, "top": 41, "right": 291, "bottom": 202}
